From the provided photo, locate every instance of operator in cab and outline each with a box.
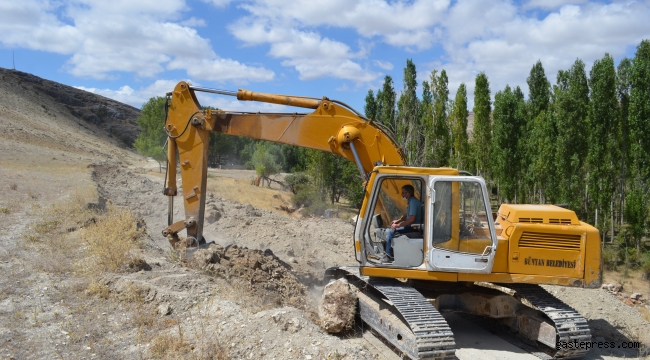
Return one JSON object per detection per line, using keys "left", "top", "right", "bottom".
{"left": 383, "top": 185, "right": 422, "bottom": 263}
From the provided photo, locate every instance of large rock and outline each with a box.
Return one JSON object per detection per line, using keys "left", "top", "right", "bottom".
{"left": 319, "top": 279, "right": 357, "bottom": 333}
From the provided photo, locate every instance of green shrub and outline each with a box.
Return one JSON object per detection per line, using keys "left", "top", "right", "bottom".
{"left": 641, "top": 253, "right": 650, "bottom": 278}
{"left": 285, "top": 172, "right": 309, "bottom": 194}
{"left": 602, "top": 245, "right": 619, "bottom": 270}
{"left": 292, "top": 185, "right": 328, "bottom": 216}
{"left": 305, "top": 200, "right": 329, "bottom": 217}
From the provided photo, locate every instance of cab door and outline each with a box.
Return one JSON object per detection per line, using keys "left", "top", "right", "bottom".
{"left": 426, "top": 176, "right": 497, "bottom": 273}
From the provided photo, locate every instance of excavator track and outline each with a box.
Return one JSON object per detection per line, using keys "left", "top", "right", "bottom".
{"left": 326, "top": 266, "right": 456, "bottom": 359}
{"left": 325, "top": 268, "right": 591, "bottom": 359}
{"left": 505, "top": 284, "right": 591, "bottom": 359}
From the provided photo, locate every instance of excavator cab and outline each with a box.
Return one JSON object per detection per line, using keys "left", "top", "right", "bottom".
{"left": 359, "top": 169, "right": 497, "bottom": 273}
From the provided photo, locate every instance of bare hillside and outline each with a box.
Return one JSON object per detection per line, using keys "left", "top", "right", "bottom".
{"left": 0, "top": 67, "right": 140, "bottom": 147}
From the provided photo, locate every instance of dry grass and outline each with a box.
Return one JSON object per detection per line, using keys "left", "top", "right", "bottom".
{"left": 206, "top": 176, "right": 293, "bottom": 214}
{"left": 86, "top": 278, "right": 110, "bottom": 299}
{"left": 149, "top": 311, "right": 229, "bottom": 360}
{"left": 24, "top": 187, "right": 145, "bottom": 280}
{"left": 76, "top": 205, "right": 144, "bottom": 275}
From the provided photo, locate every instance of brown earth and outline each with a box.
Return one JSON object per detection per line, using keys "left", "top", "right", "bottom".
{"left": 0, "top": 70, "right": 649, "bottom": 359}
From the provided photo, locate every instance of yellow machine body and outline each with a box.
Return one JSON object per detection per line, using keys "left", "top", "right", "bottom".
{"left": 162, "top": 81, "right": 601, "bottom": 289}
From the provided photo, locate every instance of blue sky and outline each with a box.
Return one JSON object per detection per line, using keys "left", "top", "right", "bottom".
{"left": 1, "top": 0, "right": 649, "bottom": 113}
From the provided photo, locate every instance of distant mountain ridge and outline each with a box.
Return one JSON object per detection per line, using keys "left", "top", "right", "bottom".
{"left": 0, "top": 67, "right": 141, "bottom": 146}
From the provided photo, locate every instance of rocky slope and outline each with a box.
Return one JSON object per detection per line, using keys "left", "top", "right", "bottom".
{"left": 0, "top": 67, "right": 140, "bottom": 146}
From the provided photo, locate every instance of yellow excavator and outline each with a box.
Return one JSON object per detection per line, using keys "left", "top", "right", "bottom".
{"left": 162, "top": 81, "right": 601, "bottom": 359}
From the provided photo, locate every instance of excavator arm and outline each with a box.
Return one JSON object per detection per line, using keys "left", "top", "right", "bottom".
{"left": 162, "top": 81, "right": 405, "bottom": 245}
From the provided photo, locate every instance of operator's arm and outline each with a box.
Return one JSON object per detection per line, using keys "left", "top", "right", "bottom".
{"left": 392, "top": 197, "right": 419, "bottom": 228}
{"left": 400, "top": 214, "right": 417, "bottom": 227}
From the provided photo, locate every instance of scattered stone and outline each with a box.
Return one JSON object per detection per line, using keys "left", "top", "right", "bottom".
{"left": 631, "top": 293, "right": 642, "bottom": 300}
{"left": 158, "top": 303, "right": 172, "bottom": 316}
{"left": 602, "top": 283, "right": 623, "bottom": 293}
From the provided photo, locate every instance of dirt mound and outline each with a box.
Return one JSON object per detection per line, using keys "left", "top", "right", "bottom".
{"left": 318, "top": 278, "right": 358, "bottom": 333}
{"left": 191, "top": 244, "right": 307, "bottom": 309}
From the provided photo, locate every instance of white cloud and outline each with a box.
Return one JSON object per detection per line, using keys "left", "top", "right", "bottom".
{"left": 524, "top": 0, "right": 588, "bottom": 10}
{"left": 77, "top": 79, "right": 293, "bottom": 112}
{"left": 282, "top": 58, "right": 379, "bottom": 82}
{"left": 373, "top": 60, "right": 393, "bottom": 70}
{"left": 1, "top": 0, "right": 274, "bottom": 83}
{"left": 0, "top": 1, "right": 83, "bottom": 53}
{"left": 426, "top": 0, "right": 650, "bottom": 108}
{"left": 226, "top": 0, "right": 455, "bottom": 82}
{"left": 180, "top": 17, "right": 207, "bottom": 27}
{"left": 168, "top": 58, "right": 275, "bottom": 83}
{"left": 201, "top": 0, "right": 232, "bottom": 8}
{"left": 238, "top": 0, "right": 449, "bottom": 47}
{"left": 75, "top": 79, "right": 180, "bottom": 108}
{"left": 384, "top": 29, "right": 437, "bottom": 51}
{"left": 229, "top": 17, "right": 378, "bottom": 82}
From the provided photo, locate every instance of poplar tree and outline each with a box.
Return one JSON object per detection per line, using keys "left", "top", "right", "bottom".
{"left": 492, "top": 85, "right": 525, "bottom": 202}
{"left": 419, "top": 80, "right": 434, "bottom": 167}
{"left": 630, "top": 40, "right": 650, "bottom": 187}
{"left": 472, "top": 72, "right": 492, "bottom": 176}
{"left": 627, "top": 40, "right": 650, "bottom": 246}
{"left": 525, "top": 61, "right": 553, "bottom": 203}
{"left": 396, "top": 60, "right": 421, "bottom": 165}
{"left": 377, "top": 76, "right": 397, "bottom": 134}
{"left": 364, "top": 89, "right": 377, "bottom": 120}
{"left": 449, "top": 83, "right": 469, "bottom": 169}
{"left": 587, "top": 53, "right": 618, "bottom": 230}
{"left": 432, "top": 70, "right": 450, "bottom": 166}
{"left": 616, "top": 58, "right": 633, "bottom": 224}
{"left": 553, "top": 59, "right": 589, "bottom": 213}
{"left": 528, "top": 60, "right": 551, "bottom": 117}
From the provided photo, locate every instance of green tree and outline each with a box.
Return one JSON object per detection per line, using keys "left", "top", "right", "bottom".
{"left": 492, "top": 85, "right": 526, "bottom": 202}
{"left": 250, "top": 142, "right": 281, "bottom": 186}
{"left": 471, "top": 72, "right": 492, "bottom": 176}
{"left": 306, "top": 150, "right": 348, "bottom": 204}
{"left": 449, "top": 83, "right": 469, "bottom": 169}
{"left": 587, "top": 53, "right": 618, "bottom": 231}
{"left": 616, "top": 57, "right": 633, "bottom": 225}
{"left": 364, "top": 89, "right": 377, "bottom": 120}
{"left": 527, "top": 60, "right": 551, "bottom": 118}
{"left": 432, "top": 69, "right": 450, "bottom": 166}
{"left": 133, "top": 96, "right": 167, "bottom": 172}
{"left": 377, "top": 76, "right": 397, "bottom": 134}
{"left": 396, "top": 59, "right": 421, "bottom": 165}
{"left": 524, "top": 61, "right": 554, "bottom": 203}
{"left": 420, "top": 79, "right": 434, "bottom": 167}
{"left": 553, "top": 59, "right": 589, "bottom": 213}
{"left": 630, "top": 40, "right": 650, "bottom": 186}
{"left": 280, "top": 145, "right": 308, "bottom": 172}
{"left": 528, "top": 111, "right": 557, "bottom": 204}
{"left": 624, "top": 186, "right": 648, "bottom": 252}
{"left": 341, "top": 162, "right": 365, "bottom": 209}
